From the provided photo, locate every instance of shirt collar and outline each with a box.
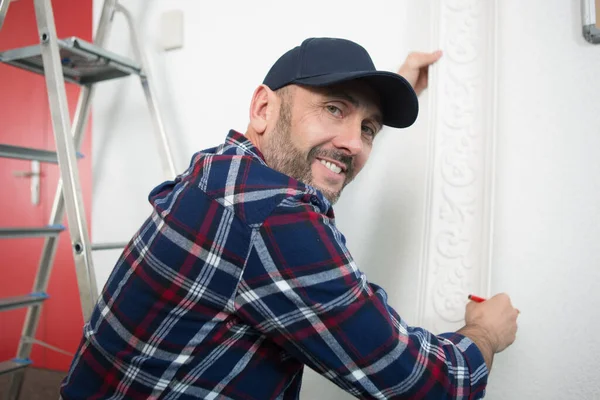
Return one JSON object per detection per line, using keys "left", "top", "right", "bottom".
{"left": 222, "top": 130, "right": 267, "bottom": 165}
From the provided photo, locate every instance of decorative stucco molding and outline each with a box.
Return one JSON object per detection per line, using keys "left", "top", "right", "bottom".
{"left": 417, "top": 0, "right": 498, "bottom": 333}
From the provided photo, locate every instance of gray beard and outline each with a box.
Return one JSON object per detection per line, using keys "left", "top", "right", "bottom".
{"left": 262, "top": 101, "right": 355, "bottom": 204}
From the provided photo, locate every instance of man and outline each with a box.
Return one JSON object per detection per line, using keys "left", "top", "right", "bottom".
{"left": 61, "top": 37, "right": 518, "bottom": 399}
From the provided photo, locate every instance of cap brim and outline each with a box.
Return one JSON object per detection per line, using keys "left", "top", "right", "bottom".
{"left": 293, "top": 71, "right": 418, "bottom": 129}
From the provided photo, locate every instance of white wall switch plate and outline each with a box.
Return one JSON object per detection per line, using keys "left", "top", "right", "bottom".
{"left": 159, "top": 9, "right": 184, "bottom": 51}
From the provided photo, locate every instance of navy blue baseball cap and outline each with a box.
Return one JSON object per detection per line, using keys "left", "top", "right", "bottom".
{"left": 263, "top": 37, "right": 419, "bottom": 129}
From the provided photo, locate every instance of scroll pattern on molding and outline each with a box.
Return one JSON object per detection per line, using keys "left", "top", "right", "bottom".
{"left": 420, "top": 0, "right": 496, "bottom": 333}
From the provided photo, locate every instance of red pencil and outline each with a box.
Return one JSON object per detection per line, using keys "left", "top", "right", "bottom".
{"left": 468, "top": 294, "right": 486, "bottom": 303}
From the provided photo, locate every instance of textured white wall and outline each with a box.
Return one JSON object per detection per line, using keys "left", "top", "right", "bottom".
{"left": 487, "top": 0, "right": 600, "bottom": 399}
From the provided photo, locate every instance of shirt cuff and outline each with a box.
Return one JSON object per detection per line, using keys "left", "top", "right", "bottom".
{"left": 439, "top": 332, "right": 489, "bottom": 399}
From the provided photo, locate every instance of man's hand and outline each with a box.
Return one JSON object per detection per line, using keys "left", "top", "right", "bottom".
{"left": 457, "top": 293, "right": 519, "bottom": 371}
{"left": 397, "top": 50, "right": 443, "bottom": 96}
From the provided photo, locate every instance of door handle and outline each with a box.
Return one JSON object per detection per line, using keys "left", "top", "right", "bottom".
{"left": 12, "top": 171, "right": 42, "bottom": 178}
{"left": 12, "top": 160, "right": 41, "bottom": 205}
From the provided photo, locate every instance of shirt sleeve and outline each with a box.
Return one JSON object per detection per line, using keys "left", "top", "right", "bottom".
{"left": 234, "top": 195, "right": 489, "bottom": 399}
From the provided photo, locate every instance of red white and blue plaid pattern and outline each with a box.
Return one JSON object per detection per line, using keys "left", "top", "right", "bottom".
{"left": 60, "top": 130, "right": 488, "bottom": 399}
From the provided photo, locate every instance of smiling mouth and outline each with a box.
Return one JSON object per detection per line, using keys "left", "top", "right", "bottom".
{"left": 317, "top": 158, "right": 345, "bottom": 175}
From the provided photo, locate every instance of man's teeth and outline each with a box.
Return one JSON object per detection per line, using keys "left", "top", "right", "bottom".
{"left": 320, "top": 159, "right": 342, "bottom": 174}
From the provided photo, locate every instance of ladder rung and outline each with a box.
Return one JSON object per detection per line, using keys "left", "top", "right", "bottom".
{"left": 0, "top": 359, "right": 31, "bottom": 376}
{"left": 0, "top": 36, "right": 142, "bottom": 85}
{"left": 92, "top": 241, "right": 128, "bottom": 251}
{"left": 0, "top": 293, "right": 48, "bottom": 312}
{"left": 0, "top": 144, "right": 83, "bottom": 164}
{"left": 0, "top": 225, "right": 65, "bottom": 239}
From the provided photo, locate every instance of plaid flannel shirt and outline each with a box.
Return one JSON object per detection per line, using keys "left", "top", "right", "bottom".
{"left": 61, "top": 130, "right": 488, "bottom": 399}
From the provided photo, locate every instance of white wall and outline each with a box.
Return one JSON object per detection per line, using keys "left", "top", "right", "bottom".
{"left": 487, "top": 0, "right": 600, "bottom": 398}
{"left": 91, "top": 0, "right": 600, "bottom": 399}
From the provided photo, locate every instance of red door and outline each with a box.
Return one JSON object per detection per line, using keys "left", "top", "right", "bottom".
{"left": 0, "top": 0, "right": 92, "bottom": 371}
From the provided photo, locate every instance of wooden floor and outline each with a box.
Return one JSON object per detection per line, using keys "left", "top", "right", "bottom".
{"left": 0, "top": 368, "right": 66, "bottom": 400}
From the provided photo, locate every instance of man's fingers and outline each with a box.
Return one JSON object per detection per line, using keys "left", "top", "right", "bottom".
{"left": 406, "top": 50, "right": 443, "bottom": 68}
{"left": 397, "top": 50, "right": 443, "bottom": 96}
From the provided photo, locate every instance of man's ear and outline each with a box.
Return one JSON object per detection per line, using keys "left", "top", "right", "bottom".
{"left": 249, "top": 84, "right": 274, "bottom": 135}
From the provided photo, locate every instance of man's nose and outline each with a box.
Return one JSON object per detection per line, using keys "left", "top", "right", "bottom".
{"left": 332, "top": 125, "right": 363, "bottom": 156}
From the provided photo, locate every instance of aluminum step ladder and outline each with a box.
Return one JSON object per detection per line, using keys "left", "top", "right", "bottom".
{"left": 0, "top": 0, "right": 177, "bottom": 399}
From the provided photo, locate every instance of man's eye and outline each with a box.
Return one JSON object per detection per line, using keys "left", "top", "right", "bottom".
{"left": 362, "top": 125, "right": 375, "bottom": 138}
{"left": 326, "top": 105, "right": 342, "bottom": 116}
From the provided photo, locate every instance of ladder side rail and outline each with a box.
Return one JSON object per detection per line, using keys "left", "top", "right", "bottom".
{"left": 116, "top": 3, "right": 177, "bottom": 178}
{"left": 33, "top": 0, "right": 97, "bottom": 321}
